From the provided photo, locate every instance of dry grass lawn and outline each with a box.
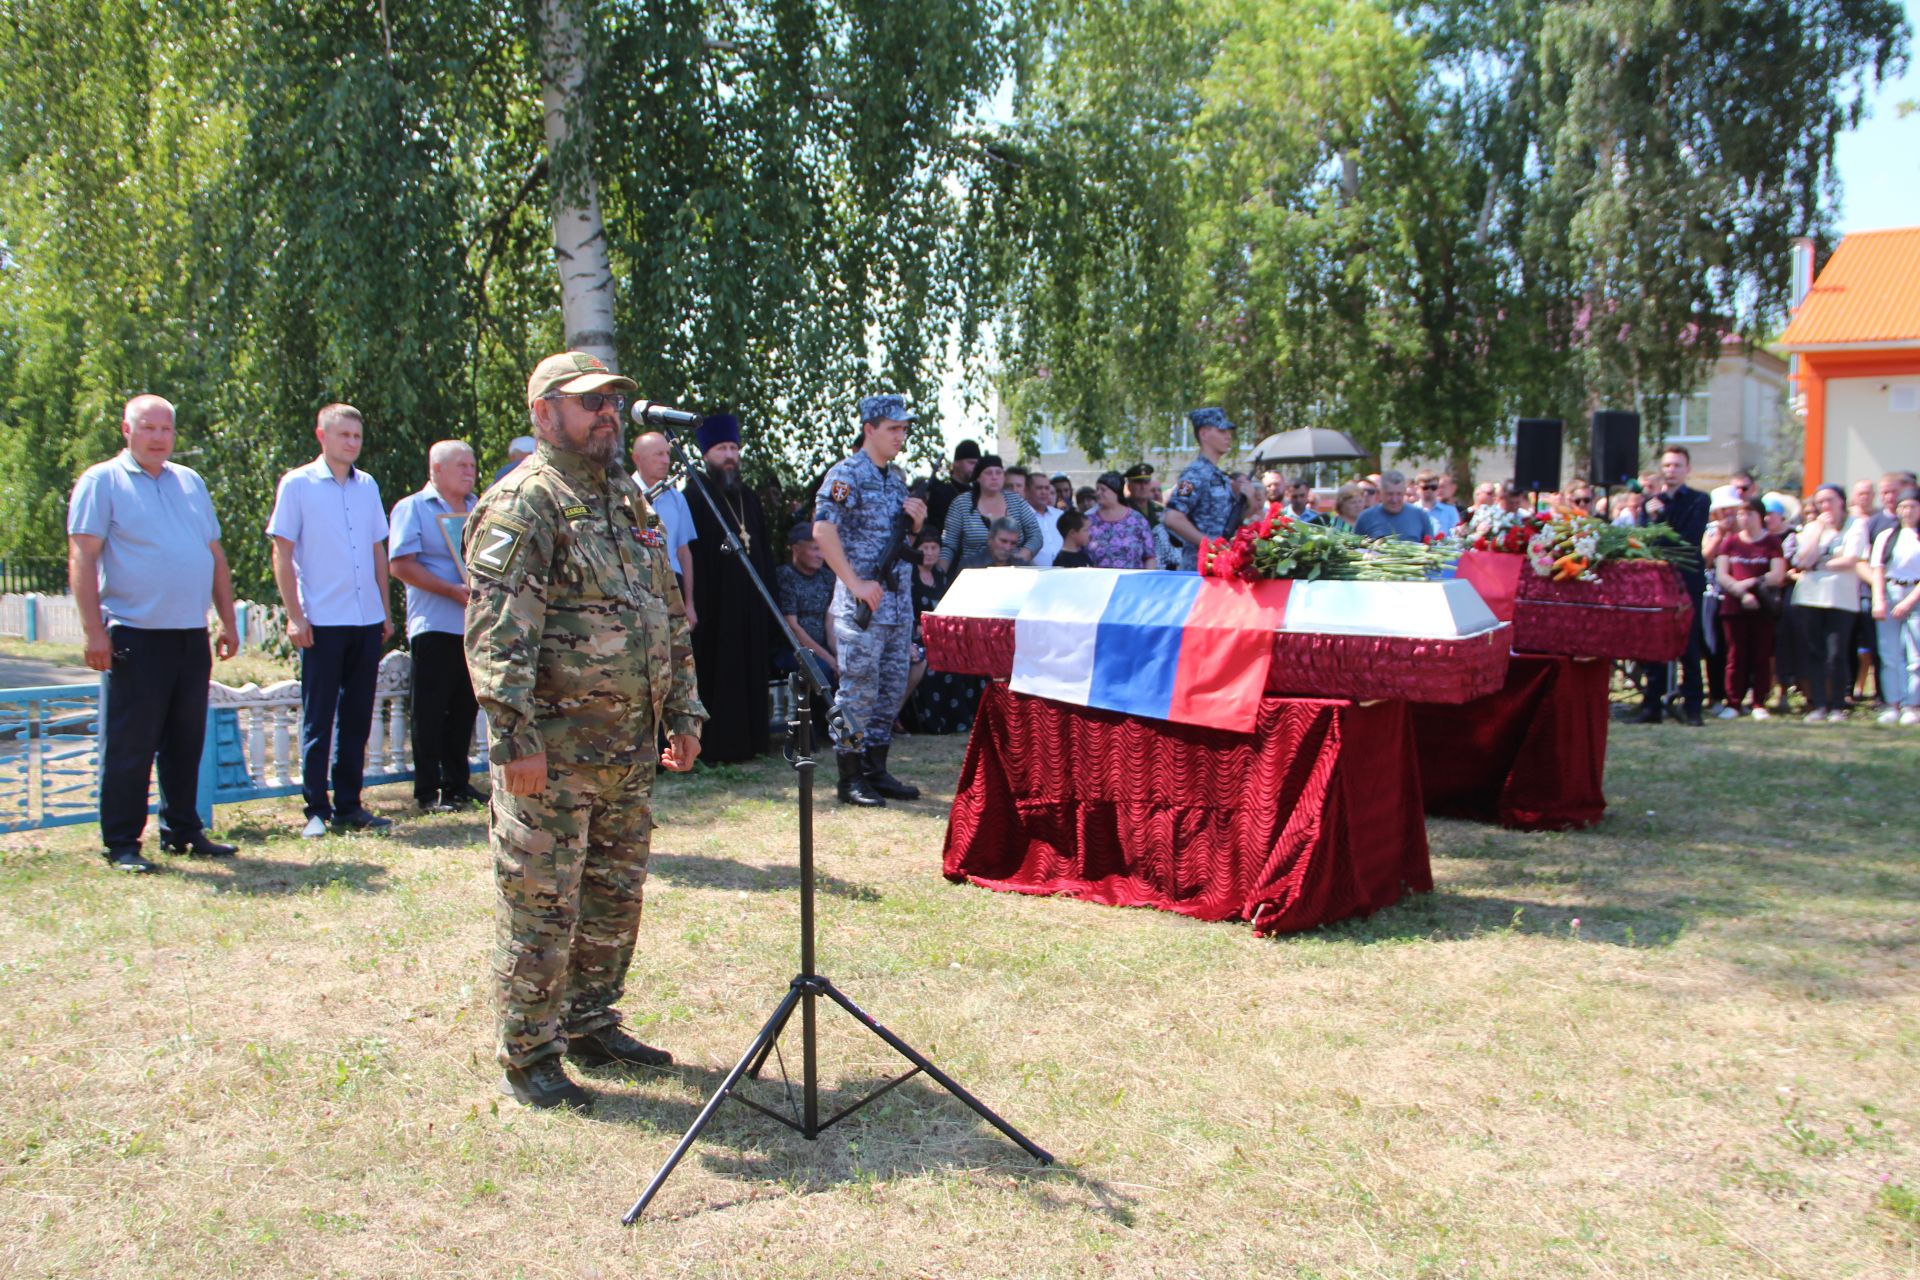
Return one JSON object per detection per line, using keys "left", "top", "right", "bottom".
{"left": 0, "top": 718, "right": 1916, "bottom": 1278}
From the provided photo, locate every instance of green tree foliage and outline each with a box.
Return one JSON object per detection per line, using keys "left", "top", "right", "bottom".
{"left": 2, "top": 0, "right": 1906, "bottom": 588}
{"left": 0, "top": 0, "right": 1008, "bottom": 595}
{"left": 986, "top": 0, "right": 1908, "bottom": 474}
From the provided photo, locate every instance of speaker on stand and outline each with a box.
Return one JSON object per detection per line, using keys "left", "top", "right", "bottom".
{"left": 1588, "top": 410, "right": 1641, "bottom": 518}
{"left": 1512, "top": 418, "right": 1563, "bottom": 508}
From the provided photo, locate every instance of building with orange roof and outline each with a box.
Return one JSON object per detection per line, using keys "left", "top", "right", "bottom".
{"left": 1780, "top": 226, "right": 1920, "bottom": 489}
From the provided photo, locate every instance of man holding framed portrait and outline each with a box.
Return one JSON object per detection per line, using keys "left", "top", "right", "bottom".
{"left": 390, "top": 439, "right": 483, "bottom": 812}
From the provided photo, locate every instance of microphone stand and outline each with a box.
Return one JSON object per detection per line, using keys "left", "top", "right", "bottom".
{"left": 622, "top": 423, "right": 1052, "bottom": 1225}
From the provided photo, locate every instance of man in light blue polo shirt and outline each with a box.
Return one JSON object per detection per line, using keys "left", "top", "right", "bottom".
{"left": 67, "top": 394, "right": 241, "bottom": 872}
{"left": 389, "top": 440, "right": 482, "bottom": 813}
{"left": 268, "top": 402, "right": 394, "bottom": 837}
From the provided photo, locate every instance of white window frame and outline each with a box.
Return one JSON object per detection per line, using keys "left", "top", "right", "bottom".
{"left": 1664, "top": 391, "right": 1712, "bottom": 444}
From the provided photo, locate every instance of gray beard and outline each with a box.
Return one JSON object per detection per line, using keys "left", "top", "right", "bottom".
{"left": 548, "top": 426, "right": 621, "bottom": 467}
{"left": 584, "top": 432, "right": 621, "bottom": 467}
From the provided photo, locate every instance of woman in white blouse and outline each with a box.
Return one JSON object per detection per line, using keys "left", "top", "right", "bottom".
{"left": 1790, "top": 484, "right": 1868, "bottom": 722}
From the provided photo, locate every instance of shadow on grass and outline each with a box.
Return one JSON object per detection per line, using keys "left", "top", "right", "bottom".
{"left": 171, "top": 856, "right": 392, "bottom": 896}
{"left": 650, "top": 736, "right": 972, "bottom": 823}
{"left": 589, "top": 1057, "right": 1119, "bottom": 1224}
{"left": 1316, "top": 888, "right": 1693, "bottom": 949}
{"left": 652, "top": 852, "right": 882, "bottom": 903}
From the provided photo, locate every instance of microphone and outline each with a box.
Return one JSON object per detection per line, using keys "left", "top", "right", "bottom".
{"left": 629, "top": 401, "right": 704, "bottom": 429}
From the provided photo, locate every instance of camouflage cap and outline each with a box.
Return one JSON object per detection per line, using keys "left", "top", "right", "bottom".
{"left": 857, "top": 393, "right": 917, "bottom": 424}
{"left": 526, "top": 351, "right": 637, "bottom": 403}
{"left": 1188, "top": 407, "right": 1235, "bottom": 434}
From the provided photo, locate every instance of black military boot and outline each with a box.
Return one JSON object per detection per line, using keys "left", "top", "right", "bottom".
{"left": 837, "top": 751, "right": 886, "bottom": 807}
{"left": 500, "top": 1056, "right": 593, "bottom": 1111}
{"left": 568, "top": 1026, "right": 673, "bottom": 1069}
{"left": 863, "top": 744, "right": 920, "bottom": 801}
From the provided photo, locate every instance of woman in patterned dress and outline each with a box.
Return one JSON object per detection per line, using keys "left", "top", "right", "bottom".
{"left": 1084, "top": 471, "right": 1157, "bottom": 570}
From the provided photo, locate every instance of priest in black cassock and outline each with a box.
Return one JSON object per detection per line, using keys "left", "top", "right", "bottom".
{"left": 685, "top": 412, "right": 777, "bottom": 763}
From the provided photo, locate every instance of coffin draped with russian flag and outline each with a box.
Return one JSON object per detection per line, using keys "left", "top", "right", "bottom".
{"left": 923, "top": 568, "right": 1511, "bottom": 731}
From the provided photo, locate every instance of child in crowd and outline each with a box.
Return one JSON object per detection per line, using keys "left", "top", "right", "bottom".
{"left": 1053, "top": 510, "right": 1092, "bottom": 567}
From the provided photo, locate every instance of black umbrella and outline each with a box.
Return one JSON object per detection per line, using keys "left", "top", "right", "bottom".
{"left": 1246, "top": 426, "right": 1366, "bottom": 465}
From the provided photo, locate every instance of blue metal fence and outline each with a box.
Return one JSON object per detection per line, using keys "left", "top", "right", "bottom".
{"left": 0, "top": 684, "right": 105, "bottom": 832}
{"left": 0, "top": 679, "right": 476, "bottom": 835}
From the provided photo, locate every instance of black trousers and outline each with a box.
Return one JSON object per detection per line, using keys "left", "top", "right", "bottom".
{"left": 1799, "top": 605, "right": 1855, "bottom": 712}
{"left": 101, "top": 626, "right": 211, "bottom": 851}
{"left": 300, "top": 624, "right": 383, "bottom": 819}
{"left": 407, "top": 630, "right": 478, "bottom": 803}
{"left": 1644, "top": 572, "right": 1707, "bottom": 713}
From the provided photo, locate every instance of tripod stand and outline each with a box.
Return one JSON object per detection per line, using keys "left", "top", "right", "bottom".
{"left": 622, "top": 425, "right": 1052, "bottom": 1224}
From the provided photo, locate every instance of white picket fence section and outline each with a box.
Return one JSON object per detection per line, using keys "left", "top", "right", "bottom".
{"left": 207, "top": 650, "right": 481, "bottom": 791}
{"left": 0, "top": 593, "right": 283, "bottom": 650}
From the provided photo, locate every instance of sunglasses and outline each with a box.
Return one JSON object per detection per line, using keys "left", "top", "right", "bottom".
{"left": 1419, "top": 483, "right": 1439, "bottom": 490}
{"left": 547, "top": 391, "right": 627, "bottom": 414}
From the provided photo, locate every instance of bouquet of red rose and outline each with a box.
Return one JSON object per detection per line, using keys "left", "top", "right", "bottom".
{"left": 1198, "top": 504, "right": 1453, "bottom": 582}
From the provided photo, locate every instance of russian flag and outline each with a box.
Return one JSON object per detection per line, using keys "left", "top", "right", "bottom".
{"left": 1010, "top": 571, "right": 1291, "bottom": 733}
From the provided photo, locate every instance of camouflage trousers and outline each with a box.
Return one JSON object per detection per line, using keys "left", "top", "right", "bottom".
{"left": 831, "top": 615, "right": 911, "bottom": 754}
{"left": 490, "top": 754, "right": 656, "bottom": 1068}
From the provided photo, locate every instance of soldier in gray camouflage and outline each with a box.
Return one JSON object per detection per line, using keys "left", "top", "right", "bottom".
{"left": 463, "top": 350, "right": 706, "bottom": 1111}
{"left": 1163, "top": 407, "right": 1261, "bottom": 571}
{"left": 813, "top": 394, "right": 928, "bottom": 807}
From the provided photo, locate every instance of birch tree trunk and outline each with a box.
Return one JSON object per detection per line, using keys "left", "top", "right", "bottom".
{"left": 538, "top": 0, "right": 618, "bottom": 367}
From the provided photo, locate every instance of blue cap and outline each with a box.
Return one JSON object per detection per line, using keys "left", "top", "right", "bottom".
{"left": 1188, "top": 407, "right": 1235, "bottom": 434}
{"left": 858, "top": 394, "right": 916, "bottom": 424}
{"left": 696, "top": 412, "right": 740, "bottom": 453}
{"left": 1763, "top": 496, "right": 1788, "bottom": 517}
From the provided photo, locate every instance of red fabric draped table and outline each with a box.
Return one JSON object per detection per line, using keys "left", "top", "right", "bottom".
{"left": 941, "top": 683, "right": 1432, "bottom": 936}
{"left": 1409, "top": 652, "right": 1611, "bottom": 831}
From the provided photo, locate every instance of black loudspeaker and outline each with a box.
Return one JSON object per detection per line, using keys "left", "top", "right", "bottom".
{"left": 1589, "top": 410, "right": 1641, "bottom": 486}
{"left": 1512, "top": 418, "right": 1563, "bottom": 492}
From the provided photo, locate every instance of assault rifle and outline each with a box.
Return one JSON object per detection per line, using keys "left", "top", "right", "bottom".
{"left": 851, "top": 508, "right": 916, "bottom": 631}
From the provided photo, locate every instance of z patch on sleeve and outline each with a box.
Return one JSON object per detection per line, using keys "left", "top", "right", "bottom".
{"left": 467, "top": 513, "right": 530, "bottom": 581}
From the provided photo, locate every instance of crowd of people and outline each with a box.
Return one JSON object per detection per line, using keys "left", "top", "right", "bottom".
{"left": 642, "top": 423, "right": 1920, "bottom": 752}
{"left": 63, "top": 390, "right": 1920, "bottom": 878}
{"left": 60, "top": 377, "right": 1920, "bottom": 1111}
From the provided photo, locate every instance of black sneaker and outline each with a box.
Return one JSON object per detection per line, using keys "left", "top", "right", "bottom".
{"left": 568, "top": 1026, "right": 674, "bottom": 1069}
{"left": 103, "top": 847, "right": 159, "bottom": 873}
{"left": 440, "top": 789, "right": 486, "bottom": 809}
{"left": 161, "top": 832, "right": 237, "bottom": 858}
{"left": 330, "top": 808, "right": 394, "bottom": 833}
{"left": 500, "top": 1057, "right": 593, "bottom": 1111}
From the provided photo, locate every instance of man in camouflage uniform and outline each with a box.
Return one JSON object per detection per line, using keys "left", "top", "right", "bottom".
{"left": 813, "top": 394, "right": 928, "bottom": 807}
{"left": 1163, "top": 407, "right": 1260, "bottom": 571}
{"left": 463, "top": 351, "right": 706, "bottom": 1111}
{"left": 1124, "top": 462, "right": 1180, "bottom": 570}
